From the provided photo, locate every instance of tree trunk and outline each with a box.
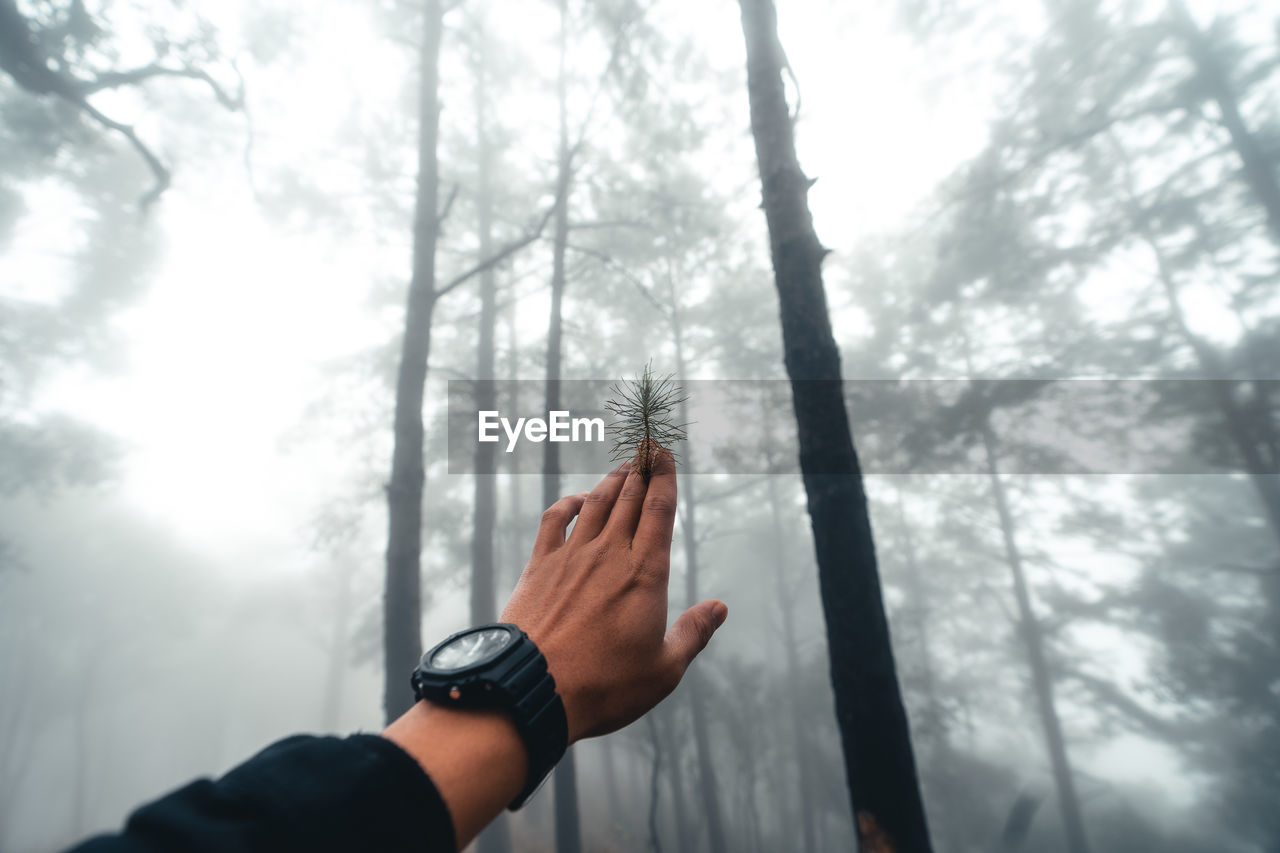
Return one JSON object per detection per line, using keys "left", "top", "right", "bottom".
{"left": 470, "top": 20, "right": 514, "bottom": 853}
{"left": 668, "top": 278, "right": 729, "bottom": 853}
{"left": 1115, "top": 149, "right": 1280, "bottom": 546}
{"left": 763, "top": 450, "right": 818, "bottom": 853}
{"left": 892, "top": 488, "right": 944, "bottom": 746}
{"left": 470, "top": 16, "right": 500, "bottom": 629}
{"left": 545, "top": 2, "right": 581, "bottom": 848}
{"left": 601, "top": 736, "right": 624, "bottom": 832}
{"left": 384, "top": 0, "right": 443, "bottom": 725}
{"left": 737, "top": 2, "right": 933, "bottom": 850}
{"left": 656, "top": 704, "right": 693, "bottom": 853}
{"left": 321, "top": 558, "right": 354, "bottom": 731}
{"left": 646, "top": 716, "right": 666, "bottom": 853}
{"left": 1169, "top": 0, "right": 1280, "bottom": 244}
{"left": 979, "top": 419, "right": 1092, "bottom": 853}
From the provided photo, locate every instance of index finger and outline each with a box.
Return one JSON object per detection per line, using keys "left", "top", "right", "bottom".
{"left": 633, "top": 450, "right": 678, "bottom": 561}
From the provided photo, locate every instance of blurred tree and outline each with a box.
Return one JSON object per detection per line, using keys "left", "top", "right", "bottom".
{"left": 463, "top": 10, "right": 513, "bottom": 852}
{"left": 381, "top": 0, "right": 552, "bottom": 725}
{"left": 382, "top": 0, "right": 445, "bottom": 725}
{"left": 0, "top": 0, "right": 243, "bottom": 207}
{"left": 873, "top": 1, "right": 1280, "bottom": 847}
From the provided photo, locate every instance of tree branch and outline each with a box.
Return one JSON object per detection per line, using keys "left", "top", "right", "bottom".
{"left": 566, "top": 243, "right": 667, "bottom": 316}
{"left": 436, "top": 205, "right": 556, "bottom": 298}
{"left": 1061, "top": 667, "right": 1197, "bottom": 742}
{"left": 79, "top": 63, "right": 244, "bottom": 109}
{"left": 437, "top": 182, "right": 460, "bottom": 226}
{"left": 75, "top": 98, "right": 171, "bottom": 208}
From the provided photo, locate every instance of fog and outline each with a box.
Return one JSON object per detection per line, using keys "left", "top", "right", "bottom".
{"left": 2, "top": 0, "right": 1277, "bottom": 851}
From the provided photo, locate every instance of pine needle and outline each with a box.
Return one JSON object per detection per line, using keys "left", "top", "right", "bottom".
{"left": 603, "top": 362, "right": 689, "bottom": 480}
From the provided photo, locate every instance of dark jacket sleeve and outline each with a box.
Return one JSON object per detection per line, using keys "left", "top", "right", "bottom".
{"left": 68, "top": 734, "right": 457, "bottom": 853}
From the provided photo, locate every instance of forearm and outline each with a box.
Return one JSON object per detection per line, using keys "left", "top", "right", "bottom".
{"left": 67, "top": 734, "right": 455, "bottom": 853}
{"left": 382, "top": 700, "right": 529, "bottom": 850}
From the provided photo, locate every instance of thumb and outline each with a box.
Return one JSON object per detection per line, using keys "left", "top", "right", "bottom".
{"left": 664, "top": 599, "right": 728, "bottom": 674}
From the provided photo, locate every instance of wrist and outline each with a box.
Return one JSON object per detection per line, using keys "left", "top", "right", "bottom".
{"left": 383, "top": 700, "right": 527, "bottom": 849}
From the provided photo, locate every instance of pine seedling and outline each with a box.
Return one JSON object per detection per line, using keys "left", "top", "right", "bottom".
{"left": 604, "top": 363, "right": 689, "bottom": 480}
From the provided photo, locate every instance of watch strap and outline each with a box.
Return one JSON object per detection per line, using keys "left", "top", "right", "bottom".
{"left": 502, "top": 641, "right": 568, "bottom": 809}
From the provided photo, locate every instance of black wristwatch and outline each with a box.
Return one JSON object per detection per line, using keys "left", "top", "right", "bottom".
{"left": 410, "top": 623, "right": 568, "bottom": 809}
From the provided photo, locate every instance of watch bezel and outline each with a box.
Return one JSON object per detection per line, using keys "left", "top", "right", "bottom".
{"left": 412, "top": 622, "right": 537, "bottom": 707}
{"left": 422, "top": 623, "right": 521, "bottom": 675}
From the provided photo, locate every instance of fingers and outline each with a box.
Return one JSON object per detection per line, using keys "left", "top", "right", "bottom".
{"left": 602, "top": 464, "right": 649, "bottom": 539}
{"left": 532, "top": 492, "right": 589, "bottom": 557}
{"left": 569, "top": 461, "right": 631, "bottom": 543}
{"left": 633, "top": 450, "right": 677, "bottom": 560}
{"left": 663, "top": 600, "right": 728, "bottom": 680}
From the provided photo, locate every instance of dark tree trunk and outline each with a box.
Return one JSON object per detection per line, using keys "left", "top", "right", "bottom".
{"left": 668, "top": 282, "right": 729, "bottom": 853}
{"left": 384, "top": 0, "right": 443, "bottom": 725}
{"left": 737, "top": 1, "right": 933, "bottom": 850}
{"left": 979, "top": 420, "right": 1092, "bottom": 853}
{"left": 545, "top": 2, "right": 581, "bottom": 848}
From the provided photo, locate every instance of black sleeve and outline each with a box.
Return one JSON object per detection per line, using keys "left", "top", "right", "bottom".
{"left": 67, "top": 734, "right": 458, "bottom": 853}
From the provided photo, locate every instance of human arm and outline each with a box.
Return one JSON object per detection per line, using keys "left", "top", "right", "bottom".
{"left": 382, "top": 452, "right": 728, "bottom": 849}
{"left": 65, "top": 454, "right": 724, "bottom": 853}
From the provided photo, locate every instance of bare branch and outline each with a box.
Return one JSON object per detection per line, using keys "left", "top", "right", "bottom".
{"left": 79, "top": 63, "right": 244, "bottom": 110}
{"left": 567, "top": 218, "right": 652, "bottom": 232}
{"left": 1061, "top": 668, "right": 1199, "bottom": 742}
{"left": 436, "top": 205, "right": 556, "bottom": 298}
{"left": 437, "top": 183, "right": 460, "bottom": 226}
{"left": 566, "top": 242, "right": 668, "bottom": 317}
{"left": 75, "top": 98, "right": 171, "bottom": 209}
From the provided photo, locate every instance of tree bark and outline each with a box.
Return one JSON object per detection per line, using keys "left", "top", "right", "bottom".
{"left": 545, "top": 1, "right": 581, "bottom": 848}
{"left": 737, "top": 2, "right": 933, "bottom": 850}
{"left": 668, "top": 278, "right": 730, "bottom": 853}
{"left": 979, "top": 419, "right": 1092, "bottom": 853}
{"left": 384, "top": 0, "right": 444, "bottom": 725}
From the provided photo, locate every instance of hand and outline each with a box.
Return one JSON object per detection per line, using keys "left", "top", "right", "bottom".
{"left": 501, "top": 452, "right": 728, "bottom": 743}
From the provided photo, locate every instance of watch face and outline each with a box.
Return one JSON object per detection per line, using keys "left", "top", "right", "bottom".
{"left": 430, "top": 627, "right": 514, "bottom": 672}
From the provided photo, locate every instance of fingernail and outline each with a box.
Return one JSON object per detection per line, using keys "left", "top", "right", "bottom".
{"left": 711, "top": 602, "right": 728, "bottom": 627}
